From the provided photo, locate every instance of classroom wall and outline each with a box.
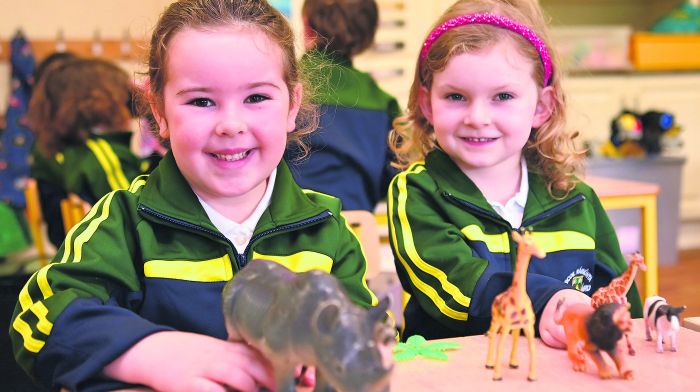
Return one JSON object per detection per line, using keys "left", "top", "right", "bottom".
{"left": 0, "top": 0, "right": 312, "bottom": 112}
{"left": 0, "top": 0, "right": 168, "bottom": 39}
{"left": 0, "top": 0, "right": 167, "bottom": 111}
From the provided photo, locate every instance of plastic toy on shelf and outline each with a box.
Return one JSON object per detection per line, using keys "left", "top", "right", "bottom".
{"left": 650, "top": 0, "right": 700, "bottom": 33}
{"left": 601, "top": 110, "right": 681, "bottom": 158}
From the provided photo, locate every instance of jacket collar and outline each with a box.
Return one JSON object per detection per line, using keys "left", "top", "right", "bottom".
{"left": 425, "top": 148, "right": 581, "bottom": 218}
{"left": 425, "top": 149, "right": 489, "bottom": 207}
{"left": 88, "top": 130, "right": 133, "bottom": 146}
{"left": 139, "top": 152, "right": 327, "bottom": 233}
{"left": 257, "top": 158, "right": 329, "bottom": 233}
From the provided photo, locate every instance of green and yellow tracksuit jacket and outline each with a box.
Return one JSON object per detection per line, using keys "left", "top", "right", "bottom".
{"left": 388, "top": 149, "right": 642, "bottom": 340}
{"left": 10, "top": 152, "right": 377, "bottom": 391}
{"left": 31, "top": 131, "right": 144, "bottom": 247}
{"left": 60, "top": 132, "right": 144, "bottom": 204}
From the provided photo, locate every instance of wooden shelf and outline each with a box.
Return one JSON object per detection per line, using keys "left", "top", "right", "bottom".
{"left": 0, "top": 38, "right": 147, "bottom": 62}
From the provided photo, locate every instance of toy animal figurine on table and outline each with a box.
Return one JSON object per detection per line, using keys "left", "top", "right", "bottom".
{"left": 222, "top": 259, "right": 395, "bottom": 392}
{"left": 591, "top": 252, "right": 646, "bottom": 355}
{"left": 485, "top": 229, "right": 544, "bottom": 381}
{"left": 554, "top": 301, "right": 634, "bottom": 380}
{"left": 644, "top": 295, "right": 687, "bottom": 353}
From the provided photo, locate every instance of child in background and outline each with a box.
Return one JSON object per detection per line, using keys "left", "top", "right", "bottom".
{"left": 286, "top": 0, "right": 400, "bottom": 211}
{"left": 28, "top": 51, "right": 79, "bottom": 247}
{"left": 10, "top": 0, "right": 377, "bottom": 390}
{"left": 28, "top": 57, "right": 143, "bottom": 206}
{"left": 388, "top": 0, "right": 642, "bottom": 345}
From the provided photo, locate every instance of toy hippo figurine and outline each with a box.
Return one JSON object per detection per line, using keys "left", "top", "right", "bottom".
{"left": 222, "top": 259, "right": 395, "bottom": 392}
{"left": 555, "top": 301, "right": 633, "bottom": 380}
{"left": 644, "top": 296, "right": 687, "bottom": 353}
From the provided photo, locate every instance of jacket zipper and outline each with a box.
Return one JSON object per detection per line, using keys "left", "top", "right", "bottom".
{"left": 443, "top": 192, "right": 586, "bottom": 230}
{"left": 138, "top": 204, "right": 230, "bottom": 241}
{"left": 240, "top": 210, "right": 333, "bottom": 269}
{"left": 442, "top": 192, "right": 511, "bottom": 229}
{"left": 521, "top": 194, "right": 586, "bottom": 228}
{"left": 138, "top": 205, "right": 333, "bottom": 271}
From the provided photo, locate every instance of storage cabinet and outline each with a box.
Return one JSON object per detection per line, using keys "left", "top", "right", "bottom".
{"left": 565, "top": 73, "right": 700, "bottom": 222}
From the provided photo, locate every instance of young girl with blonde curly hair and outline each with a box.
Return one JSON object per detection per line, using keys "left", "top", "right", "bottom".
{"left": 388, "top": 0, "right": 641, "bottom": 345}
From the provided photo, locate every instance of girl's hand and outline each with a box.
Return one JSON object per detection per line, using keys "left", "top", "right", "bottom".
{"left": 104, "top": 331, "right": 274, "bottom": 392}
{"left": 539, "top": 289, "right": 591, "bottom": 349}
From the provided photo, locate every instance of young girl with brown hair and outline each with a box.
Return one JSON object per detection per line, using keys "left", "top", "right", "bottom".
{"left": 11, "top": 1, "right": 377, "bottom": 390}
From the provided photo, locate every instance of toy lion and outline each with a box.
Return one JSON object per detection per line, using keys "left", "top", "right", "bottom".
{"left": 554, "top": 301, "right": 633, "bottom": 380}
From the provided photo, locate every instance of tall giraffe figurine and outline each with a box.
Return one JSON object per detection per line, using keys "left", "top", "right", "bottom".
{"left": 485, "top": 229, "right": 545, "bottom": 381}
{"left": 591, "top": 252, "right": 646, "bottom": 355}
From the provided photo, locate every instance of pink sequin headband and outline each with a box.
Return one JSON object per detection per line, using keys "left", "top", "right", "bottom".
{"left": 420, "top": 13, "right": 553, "bottom": 86}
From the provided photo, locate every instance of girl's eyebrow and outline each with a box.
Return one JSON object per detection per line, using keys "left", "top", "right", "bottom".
{"left": 247, "top": 81, "right": 282, "bottom": 90}
{"left": 176, "top": 87, "right": 212, "bottom": 96}
{"left": 434, "top": 82, "right": 465, "bottom": 92}
{"left": 438, "top": 82, "right": 518, "bottom": 92}
{"left": 175, "top": 82, "right": 282, "bottom": 96}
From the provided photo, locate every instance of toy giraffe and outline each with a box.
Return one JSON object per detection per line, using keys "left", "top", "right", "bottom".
{"left": 485, "top": 230, "right": 545, "bottom": 381}
{"left": 591, "top": 252, "right": 646, "bottom": 355}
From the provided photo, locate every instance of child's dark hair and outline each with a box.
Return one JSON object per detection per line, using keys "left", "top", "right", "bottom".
{"left": 303, "top": 0, "right": 379, "bottom": 57}
{"left": 28, "top": 58, "right": 133, "bottom": 157}
{"left": 33, "top": 51, "right": 79, "bottom": 85}
{"left": 146, "top": 0, "right": 318, "bottom": 154}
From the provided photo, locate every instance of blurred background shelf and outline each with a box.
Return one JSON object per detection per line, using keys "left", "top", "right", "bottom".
{"left": 586, "top": 155, "right": 686, "bottom": 265}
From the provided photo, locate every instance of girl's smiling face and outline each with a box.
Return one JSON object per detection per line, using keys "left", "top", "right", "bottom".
{"left": 420, "top": 37, "right": 553, "bottom": 179}
{"left": 154, "top": 26, "right": 301, "bottom": 218}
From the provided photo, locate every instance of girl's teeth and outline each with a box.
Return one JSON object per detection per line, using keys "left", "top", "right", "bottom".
{"left": 467, "top": 137, "right": 493, "bottom": 142}
{"left": 213, "top": 151, "right": 248, "bottom": 161}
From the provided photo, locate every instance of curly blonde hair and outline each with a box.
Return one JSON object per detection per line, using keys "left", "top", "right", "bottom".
{"left": 145, "top": 0, "right": 318, "bottom": 155}
{"left": 390, "top": 0, "right": 584, "bottom": 198}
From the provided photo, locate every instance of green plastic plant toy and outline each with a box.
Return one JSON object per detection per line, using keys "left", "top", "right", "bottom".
{"left": 393, "top": 335, "right": 461, "bottom": 362}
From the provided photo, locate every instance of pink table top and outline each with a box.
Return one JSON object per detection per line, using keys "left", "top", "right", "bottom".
{"left": 391, "top": 319, "right": 698, "bottom": 391}
{"left": 585, "top": 176, "right": 660, "bottom": 198}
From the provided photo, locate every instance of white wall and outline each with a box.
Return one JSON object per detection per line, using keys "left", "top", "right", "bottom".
{"left": 0, "top": 0, "right": 170, "bottom": 39}
{"left": 0, "top": 0, "right": 173, "bottom": 111}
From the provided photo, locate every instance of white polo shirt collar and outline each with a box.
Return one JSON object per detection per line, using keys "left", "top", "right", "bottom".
{"left": 197, "top": 169, "right": 277, "bottom": 254}
{"left": 487, "top": 159, "right": 528, "bottom": 229}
